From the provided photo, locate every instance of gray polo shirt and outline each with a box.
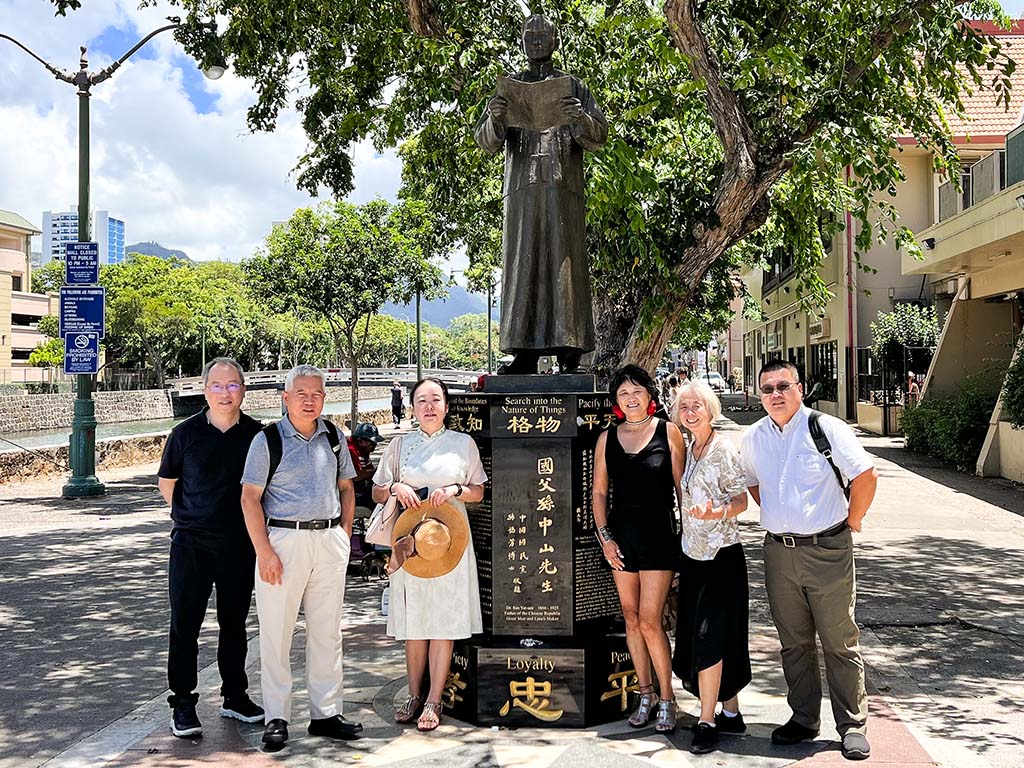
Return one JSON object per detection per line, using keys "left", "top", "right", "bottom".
{"left": 241, "top": 416, "right": 356, "bottom": 521}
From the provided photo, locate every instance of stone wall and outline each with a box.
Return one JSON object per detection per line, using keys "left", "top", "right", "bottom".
{"left": 0, "top": 406, "right": 397, "bottom": 485}
{"left": 0, "top": 386, "right": 390, "bottom": 433}
{"left": 0, "top": 390, "right": 174, "bottom": 434}
{"left": 171, "top": 386, "right": 390, "bottom": 418}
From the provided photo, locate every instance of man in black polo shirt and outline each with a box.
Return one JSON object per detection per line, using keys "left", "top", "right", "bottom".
{"left": 158, "top": 357, "right": 265, "bottom": 737}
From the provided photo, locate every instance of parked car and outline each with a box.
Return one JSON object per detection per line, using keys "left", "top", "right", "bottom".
{"left": 701, "top": 371, "right": 727, "bottom": 393}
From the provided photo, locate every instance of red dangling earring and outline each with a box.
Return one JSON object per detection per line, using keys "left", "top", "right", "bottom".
{"left": 647, "top": 400, "right": 657, "bottom": 417}
{"left": 612, "top": 404, "right": 626, "bottom": 420}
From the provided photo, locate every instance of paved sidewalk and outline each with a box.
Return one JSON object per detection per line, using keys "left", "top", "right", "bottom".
{"left": 1, "top": 416, "right": 1022, "bottom": 768}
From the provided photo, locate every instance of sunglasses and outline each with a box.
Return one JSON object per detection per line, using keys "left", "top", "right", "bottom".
{"left": 760, "top": 382, "right": 798, "bottom": 396}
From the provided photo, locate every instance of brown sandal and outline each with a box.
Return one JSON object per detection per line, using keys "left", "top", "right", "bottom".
{"left": 417, "top": 701, "right": 442, "bottom": 732}
{"left": 394, "top": 694, "right": 423, "bottom": 724}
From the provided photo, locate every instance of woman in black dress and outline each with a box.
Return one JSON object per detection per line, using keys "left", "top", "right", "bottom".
{"left": 593, "top": 365, "right": 686, "bottom": 732}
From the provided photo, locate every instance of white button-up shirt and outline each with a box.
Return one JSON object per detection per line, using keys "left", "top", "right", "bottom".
{"left": 741, "top": 406, "right": 874, "bottom": 535}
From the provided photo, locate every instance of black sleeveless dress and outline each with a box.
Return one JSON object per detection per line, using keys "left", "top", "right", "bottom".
{"left": 605, "top": 419, "right": 680, "bottom": 572}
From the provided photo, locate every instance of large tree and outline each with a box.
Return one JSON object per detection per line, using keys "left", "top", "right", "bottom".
{"left": 68, "top": 0, "right": 1014, "bottom": 369}
{"left": 243, "top": 200, "right": 442, "bottom": 426}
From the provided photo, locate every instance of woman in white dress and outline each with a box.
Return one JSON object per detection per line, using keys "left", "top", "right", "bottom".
{"left": 371, "top": 377, "right": 487, "bottom": 731}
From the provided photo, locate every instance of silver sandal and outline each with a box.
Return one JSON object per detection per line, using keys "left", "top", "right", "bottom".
{"left": 654, "top": 699, "right": 677, "bottom": 733}
{"left": 628, "top": 686, "right": 657, "bottom": 727}
{"left": 394, "top": 694, "right": 423, "bottom": 724}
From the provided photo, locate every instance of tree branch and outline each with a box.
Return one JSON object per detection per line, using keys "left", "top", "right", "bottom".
{"left": 663, "top": 0, "right": 759, "bottom": 181}
{"left": 403, "top": 0, "right": 445, "bottom": 38}
{"left": 791, "top": 0, "right": 971, "bottom": 147}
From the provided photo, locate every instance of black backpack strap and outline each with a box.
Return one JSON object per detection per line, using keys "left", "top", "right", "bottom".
{"left": 262, "top": 422, "right": 283, "bottom": 495}
{"left": 808, "top": 411, "right": 851, "bottom": 500}
{"left": 322, "top": 420, "right": 342, "bottom": 457}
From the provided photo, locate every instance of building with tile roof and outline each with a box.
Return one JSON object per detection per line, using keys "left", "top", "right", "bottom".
{"left": 733, "top": 21, "right": 1024, "bottom": 433}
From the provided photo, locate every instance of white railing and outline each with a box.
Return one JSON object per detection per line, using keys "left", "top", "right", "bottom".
{"left": 168, "top": 367, "right": 484, "bottom": 392}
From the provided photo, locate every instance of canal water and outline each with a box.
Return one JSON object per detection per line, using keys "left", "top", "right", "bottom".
{"left": 0, "top": 398, "right": 393, "bottom": 453}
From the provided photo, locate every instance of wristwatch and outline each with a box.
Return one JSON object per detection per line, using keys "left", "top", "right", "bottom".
{"left": 388, "top": 482, "right": 398, "bottom": 497}
{"left": 453, "top": 483, "right": 464, "bottom": 497}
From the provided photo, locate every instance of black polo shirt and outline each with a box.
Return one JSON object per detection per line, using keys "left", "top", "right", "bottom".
{"left": 158, "top": 408, "right": 263, "bottom": 551}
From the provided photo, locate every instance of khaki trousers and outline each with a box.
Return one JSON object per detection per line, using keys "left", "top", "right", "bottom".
{"left": 255, "top": 525, "right": 351, "bottom": 722}
{"left": 763, "top": 528, "right": 867, "bottom": 736}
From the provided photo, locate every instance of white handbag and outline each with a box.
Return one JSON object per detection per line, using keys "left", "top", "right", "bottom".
{"left": 365, "top": 436, "right": 402, "bottom": 547}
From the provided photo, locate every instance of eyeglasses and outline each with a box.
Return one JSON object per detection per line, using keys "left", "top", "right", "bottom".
{"left": 676, "top": 403, "right": 705, "bottom": 413}
{"left": 760, "top": 382, "right": 797, "bottom": 396}
{"left": 206, "top": 383, "right": 242, "bottom": 394}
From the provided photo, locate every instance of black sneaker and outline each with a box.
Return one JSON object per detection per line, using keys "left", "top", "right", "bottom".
{"left": 262, "top": 718, "right": 288, "bottom": 745}
{"left": 715, "top": 710, "right": 746, "bottom": 733}
{"left": 690, "top": 722, "right": 719, "bottom": 754}
{"left": 170, "top": 697, "right": 202, "bottom": 738}
{"left": 771, "top": 720, "right": 819, "bottom": 745}
{"left": 220, "top": 695, "right": 265, "bottom": 724}
{"left": 308, "top": 714, "right": 364, "bottom": 740}
{"left": 841, "top": 731, "right": 871, "bottom": 760}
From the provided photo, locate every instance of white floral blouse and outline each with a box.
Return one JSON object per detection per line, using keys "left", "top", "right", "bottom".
{"left": 679, "top": 435, "right": 747, "bottom": 561}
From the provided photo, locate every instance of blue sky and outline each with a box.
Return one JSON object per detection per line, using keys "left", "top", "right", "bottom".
{"left": 0, "top": 0, "right": 402, "bottom": 265}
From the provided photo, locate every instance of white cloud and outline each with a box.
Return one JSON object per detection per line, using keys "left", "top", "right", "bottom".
{"left": 0, "top": 0, "right": 402, "bottom": 263}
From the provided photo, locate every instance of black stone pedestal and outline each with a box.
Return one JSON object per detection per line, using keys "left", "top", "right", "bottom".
{"left": 444, "top": 376, "right": 641, "bottom": 727}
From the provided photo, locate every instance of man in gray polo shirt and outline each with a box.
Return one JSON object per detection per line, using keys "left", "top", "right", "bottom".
{"left": 241, "top": 364, "right": 362, "bottom": 747}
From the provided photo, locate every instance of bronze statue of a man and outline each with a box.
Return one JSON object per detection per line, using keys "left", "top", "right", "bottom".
{"left": 474, "top": 14, "right": 607, "bottom": 374}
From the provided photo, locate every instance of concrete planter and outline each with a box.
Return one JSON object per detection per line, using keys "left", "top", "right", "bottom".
{"left": 998, "top": 421, "right": 1024, "bottom": 483}
{"left": 855, "top": 402, "right": 903, "bottom": 436}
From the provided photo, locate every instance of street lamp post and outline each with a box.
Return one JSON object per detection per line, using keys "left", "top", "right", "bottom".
{"left": 450, "top": 268, "right": 499, "bottom": 374}
{"left": 415, "top": 288, "right": 423, "bottom": 382}
{"left": 2, "top": 22, "right": 224, "bottom": 498}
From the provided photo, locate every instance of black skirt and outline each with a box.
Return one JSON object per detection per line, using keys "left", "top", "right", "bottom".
{"left": 672, "top": 542, "right": 751, "bottom": 701}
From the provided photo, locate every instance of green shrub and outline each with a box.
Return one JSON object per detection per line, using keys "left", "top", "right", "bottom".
{"left": 1002, "top": 344, "right": 1024, "bottom": 430}
{"left": 0, "top": 384, "right": 25, "bottom": 397}
{"left": 901, "top": 376, "right": 999, "bottom": 471}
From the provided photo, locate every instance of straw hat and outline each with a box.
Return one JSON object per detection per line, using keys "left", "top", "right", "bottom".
{"left": 390, "top": 501, "right": 469, "bottom": 578}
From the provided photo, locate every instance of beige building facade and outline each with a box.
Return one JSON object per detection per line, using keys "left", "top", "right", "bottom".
{"left": 1, "top": 209, "right": 59, "bottom": 386}
{"left": 907, "top": 123, "right": 1024, "bottom": 483}
{"left": 736, "top": 26, "right": 1024, "bottom": 426}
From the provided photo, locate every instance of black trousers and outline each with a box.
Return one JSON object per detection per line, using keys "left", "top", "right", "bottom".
{"left": 167, "top": 541, "right": 255, "bottom": 705}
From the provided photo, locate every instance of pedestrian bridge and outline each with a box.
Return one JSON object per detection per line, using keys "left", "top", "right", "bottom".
{"left": 167, "top": 367, "right": 483, "bottom": 392}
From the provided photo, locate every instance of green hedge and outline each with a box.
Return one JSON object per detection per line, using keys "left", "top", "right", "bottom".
{"left": 901, "top": 377, "right": 999, "bottom": 471}
{"left": 1002, "top": 345, "right": 1024, "bottom": 430}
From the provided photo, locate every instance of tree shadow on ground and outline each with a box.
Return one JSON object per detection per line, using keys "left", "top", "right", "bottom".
{"left": 0, "top": 517, "right": 257, "bottom": 764}
{"left": 862, "top": 439, "right": 1024, "bottom": 517}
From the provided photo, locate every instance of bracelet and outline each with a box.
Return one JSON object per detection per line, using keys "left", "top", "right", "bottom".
{"left": 597, "top": 525, "right": 614, "bottom": 543}
{"left": 453, "top": 483, "right": 464, "bottom": 497}
{"left": 389, "top": 482, "right": 398, "bottom": 497}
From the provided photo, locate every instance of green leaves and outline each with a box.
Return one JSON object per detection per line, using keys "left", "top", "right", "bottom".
{"left": 53, "top": 0, "right": 1018, "bottom": 368}
{"left": 869, "top": 303, "right": 940, "bottom": 369}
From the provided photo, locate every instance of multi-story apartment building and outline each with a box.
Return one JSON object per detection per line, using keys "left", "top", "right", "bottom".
{"left": 907, "top": 124, "right": 1024, "bottom": 482}
{"left": 736, "top": 24, "right": 1024, "bottom": 426}
{"left": 42, "top": 206, "right": 125, "bottom": 266}
{"left": 1, "top": 208, "right": 58, "bottom": 384}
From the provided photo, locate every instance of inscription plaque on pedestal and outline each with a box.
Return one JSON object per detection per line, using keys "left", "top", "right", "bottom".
{"left": 446, "top": 378, "right": 626, "bottom": 727}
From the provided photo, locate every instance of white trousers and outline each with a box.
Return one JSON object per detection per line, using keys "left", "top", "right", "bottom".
{"left": 255, "top": 525, "right": 351, "bottom": 722}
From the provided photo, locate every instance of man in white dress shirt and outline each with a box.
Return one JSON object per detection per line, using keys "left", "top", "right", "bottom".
{"left": 741, "top": 360, "right": 878, "bottom": 761}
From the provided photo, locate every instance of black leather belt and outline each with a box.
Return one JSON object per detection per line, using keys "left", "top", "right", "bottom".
{"left": 267, "top": 517, "right": 340, "bottom": 530}
{"left": 768, "top": 521, "right": 848, "bottom": 548}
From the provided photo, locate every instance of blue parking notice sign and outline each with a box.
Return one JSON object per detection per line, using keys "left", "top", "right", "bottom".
{"left": 59, "top": 286, "right": 105, "bottom": 338}
{"left": 65, "top": 242, "right": 99, "bottom": 284}
{"left": 64, "top": 332, "right": 100, "bottom": 375}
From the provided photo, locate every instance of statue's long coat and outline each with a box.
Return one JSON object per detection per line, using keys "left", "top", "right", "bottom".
{"left": 474, "top": 69, "right": 607, "bottom": 354}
